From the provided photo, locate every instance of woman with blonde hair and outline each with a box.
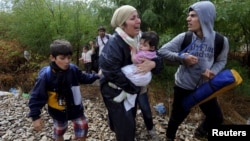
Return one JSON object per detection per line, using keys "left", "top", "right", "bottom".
{"left": 99, "top": 5, "right": 163, "bottom": 141}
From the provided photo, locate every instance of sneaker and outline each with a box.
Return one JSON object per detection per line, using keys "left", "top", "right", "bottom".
{"left": 148, "top": 128, "right": 160, "bottom": 141}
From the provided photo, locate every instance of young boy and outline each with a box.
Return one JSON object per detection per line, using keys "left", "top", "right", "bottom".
{"left": 28, "top": 39, "right": 100, "bottom": 141}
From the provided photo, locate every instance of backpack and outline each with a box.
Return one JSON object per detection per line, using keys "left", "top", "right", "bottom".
{"left": 181, "top": 31, "right": 224, "bottom": 59}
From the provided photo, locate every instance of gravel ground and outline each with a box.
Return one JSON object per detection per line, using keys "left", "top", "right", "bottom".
{"left": 0, "top": 82, "right": 204, "bottom": 141}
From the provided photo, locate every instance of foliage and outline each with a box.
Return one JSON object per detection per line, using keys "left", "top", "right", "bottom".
{"left": 109, "top": 0, "right": 185, "bottom": 35}
{"left": 6, "top": 0, "right": 101, "bottom": 63}
{"left": 225, "top": 59, "right": 250, "bottom": 96}
{"left": 0, "top": 11, "right": 13, "bottom": 39}
{"left": 0, "top": 39, "right": 23, "bottom": 71}
{"left": 216, "top": 0, "right": 250, "bottom": 54}
{"left": 151, "top": 61, "right": 178, "bottom": 97}
{"left": 0, "top": 39, "right": 40, "bottom": 91}
{"left": 89, "top": 0, "right": 115, "bottom": 32}
{"left": 0, "top": 0, "right": 250, "bottom": 95}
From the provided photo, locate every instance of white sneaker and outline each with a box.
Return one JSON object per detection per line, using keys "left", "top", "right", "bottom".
{"left": 148, "top": 128, "right": 160, "bottom": 141}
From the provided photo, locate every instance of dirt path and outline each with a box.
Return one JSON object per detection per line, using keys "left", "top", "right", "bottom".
{"left": 1, "top": 80, "right": 249, "bottom": 141}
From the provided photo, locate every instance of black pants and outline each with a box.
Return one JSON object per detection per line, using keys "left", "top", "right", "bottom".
{"left": 101, "top": 82, "right": 137, "bottom": 141}
{"left": 166, "top": 85, "right": 223, "bottom": 139}
{"left": 84, "top": 62, "right": 92, "bottom": 73}
{"left": 91, "top": 55, "right": 99, "bottom": 73}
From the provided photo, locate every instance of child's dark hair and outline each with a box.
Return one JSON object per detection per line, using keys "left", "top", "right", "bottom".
{"left": 82, "top": 44, "right": 89, "bottom": 50}
{"left": 50, "top": 39, "right": 73, "bottom": 57}
{"left": 141, "top": 31, "right": 159, "bottom": 49}
{"left": 98, "top": 26, "right": 106, "bottom": 32}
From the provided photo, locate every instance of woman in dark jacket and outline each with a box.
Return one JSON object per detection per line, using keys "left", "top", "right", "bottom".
{"left": 99, "top": 5, "right": 163, "bottom": 141}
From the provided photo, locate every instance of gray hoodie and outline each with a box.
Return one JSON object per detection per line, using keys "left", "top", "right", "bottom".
{"left": 158, "top": 1, "right": 229, "bottom": 90}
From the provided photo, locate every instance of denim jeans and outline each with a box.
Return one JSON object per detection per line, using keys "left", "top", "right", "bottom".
{"left": 137, "top": 92, "right": 154, "bottom": 130}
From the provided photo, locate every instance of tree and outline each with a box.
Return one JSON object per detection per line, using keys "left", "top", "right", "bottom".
{"left": 216, "top": 0, "right": 250, "bottom": 66}
{"left": 108, "top": 0, "right": 185, "bottom": 35}
{"left": 7, "top": 0, "right": 99, "bottom": 59}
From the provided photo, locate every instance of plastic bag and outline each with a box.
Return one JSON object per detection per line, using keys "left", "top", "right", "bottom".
{"left": 153, "top": 103, "right": 166, "bottom": 115}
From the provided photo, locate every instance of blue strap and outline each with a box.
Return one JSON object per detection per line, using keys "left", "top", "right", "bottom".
{"left": 179, "top": 39, "right": 205, "bottom": 57}
{"left": 178, "top": 39, "right": 197, "bottom": 56}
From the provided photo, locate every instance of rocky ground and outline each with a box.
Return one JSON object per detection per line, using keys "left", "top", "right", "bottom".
{"left": 0, "top": 80, "right": 249, "bottom": 141}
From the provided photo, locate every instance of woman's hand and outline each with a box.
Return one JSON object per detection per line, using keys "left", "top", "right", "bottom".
{"left": 136, "top": 58, "right": 155, "bottom": 74}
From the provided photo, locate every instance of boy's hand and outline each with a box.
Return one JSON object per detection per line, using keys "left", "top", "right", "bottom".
{"left": 32, "top": 118, "right": 44, "bottom": 131}
{"left": 202, "top": 69, "right": 215, "bottom": 80}
{"left": 183, "top": 54, "right": 198, "bottom": 66}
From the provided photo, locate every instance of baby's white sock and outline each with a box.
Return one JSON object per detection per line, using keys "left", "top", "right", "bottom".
{"left": 113, "top": 91, "right": 127, "bottom": 102}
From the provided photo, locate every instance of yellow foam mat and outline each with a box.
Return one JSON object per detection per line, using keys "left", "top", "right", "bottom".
{"left": 196, "top": 69, "right": 243, "bottom": 106}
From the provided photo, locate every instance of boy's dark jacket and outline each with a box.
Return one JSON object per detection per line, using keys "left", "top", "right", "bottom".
{"left": 28, "top": 63, "right": 99, "bottom": 121}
